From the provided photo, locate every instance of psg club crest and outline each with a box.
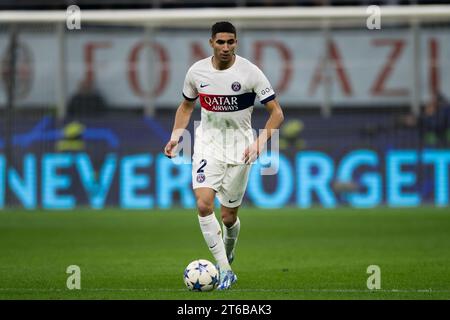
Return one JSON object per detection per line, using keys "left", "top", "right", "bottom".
{"left": 231, "top": 81, "right": 241, "bottom": 92}
{"left": 196, "top": 173, "right": 206, "bottom": 183}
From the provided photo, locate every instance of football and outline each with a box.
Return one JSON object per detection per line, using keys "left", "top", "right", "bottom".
{"left": 183, "top": 259, "right": 219, "bottom": 292}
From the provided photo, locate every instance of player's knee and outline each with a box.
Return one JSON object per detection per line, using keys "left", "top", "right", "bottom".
{"left": 221, "top": 212, "right": 237, "bottom": 227}
{"left": 197, "top": 199, "right": 214, "bottom": 216}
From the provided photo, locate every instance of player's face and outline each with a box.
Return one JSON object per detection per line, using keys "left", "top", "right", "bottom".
{"left": 210, "top": 33, "right": 237, "bottom": 63}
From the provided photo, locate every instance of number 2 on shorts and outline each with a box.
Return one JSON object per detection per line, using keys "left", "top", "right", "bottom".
{"left": 197, "top": 159, "right": 207, "bottom": 173}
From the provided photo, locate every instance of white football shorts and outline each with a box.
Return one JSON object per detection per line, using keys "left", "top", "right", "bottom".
{"left": 192, "top": 157, "right": 251, "bottom": 208}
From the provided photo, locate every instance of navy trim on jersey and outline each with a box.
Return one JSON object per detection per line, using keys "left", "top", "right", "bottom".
{"left": 183, "top": 92, "right": 198, "bottom": 101}
{"left": 261, "top": 94, "right": 276, "bottom": 105}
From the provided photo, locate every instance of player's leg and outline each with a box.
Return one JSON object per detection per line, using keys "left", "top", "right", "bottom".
{"left": 220, "top": 204, "right": 240, "bottom": 265}
{"left": 195, "top": 188, "right": 233, "bottom": 278}
{"left": 216, "top": 163, "right": 251, "bottom": 287}
{"left": 192, "top": 158, "right": 232, "bottom": 278}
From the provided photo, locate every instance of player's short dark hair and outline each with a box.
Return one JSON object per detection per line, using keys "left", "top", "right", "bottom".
{"left": 211, "top": 21, "right": 236, "bottom": 38}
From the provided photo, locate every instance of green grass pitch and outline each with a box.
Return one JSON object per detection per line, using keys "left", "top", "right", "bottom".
{"left": 0, "top": 207, "right": 449, "bottom": 299}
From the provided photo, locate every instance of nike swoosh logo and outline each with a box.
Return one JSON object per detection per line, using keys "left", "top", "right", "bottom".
{"left": 228, "top": 199, "right": 238, "bottom": 204}
{"left": 200, "top": 84, "right": 210, "bottom": 88}
{"left": 209, "top": 243, "right": 217, "bottom": 249}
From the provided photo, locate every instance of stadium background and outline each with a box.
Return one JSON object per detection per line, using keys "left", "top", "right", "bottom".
{"left": 1, "top": 0, "right": 450, "bottom": 300}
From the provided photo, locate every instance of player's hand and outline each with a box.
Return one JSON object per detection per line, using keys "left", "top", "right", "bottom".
{"left": 242, "top": 141, "right": 261, "bottom": 165}
{"left": 164, "top": 140, "right": 178, "bottom": 158}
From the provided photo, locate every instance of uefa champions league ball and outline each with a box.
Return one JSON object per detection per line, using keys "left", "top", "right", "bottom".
{"left": 183, "top": 259, "right": 219, "bottom": 292}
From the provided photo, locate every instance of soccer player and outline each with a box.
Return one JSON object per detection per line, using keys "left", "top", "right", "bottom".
{"left": 164, "top": 21, "right": 284, "bottom": 290}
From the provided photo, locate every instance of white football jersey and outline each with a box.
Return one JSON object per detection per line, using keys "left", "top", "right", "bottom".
{"left": 183, "top": 55, "right": 276, "bottom": 164}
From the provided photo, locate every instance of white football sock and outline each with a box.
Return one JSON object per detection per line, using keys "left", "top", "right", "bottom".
{"left": 198, "top": 213, "right": 231, "bottom": 271}
{"left": 223, "top": 217, "right": 240, "bottom": 259}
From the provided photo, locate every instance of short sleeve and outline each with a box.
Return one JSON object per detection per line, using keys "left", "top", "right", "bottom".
{"left": 182, "top": 68, "right": 198, "bottom": 101}
{"left": 252, "top": 65, "right": 276, "bottom": 104}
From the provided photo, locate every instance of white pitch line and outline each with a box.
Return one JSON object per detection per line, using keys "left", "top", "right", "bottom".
{"left": 0, "top": 288, "right": 450, "bottom": 293}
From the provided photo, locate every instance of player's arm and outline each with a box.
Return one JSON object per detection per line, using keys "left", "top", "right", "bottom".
{"left": 243, "top": 99, "right": 284, "bottom": 164}
{"left": 164, "top": 99, "right": 196, "bottom": 158}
